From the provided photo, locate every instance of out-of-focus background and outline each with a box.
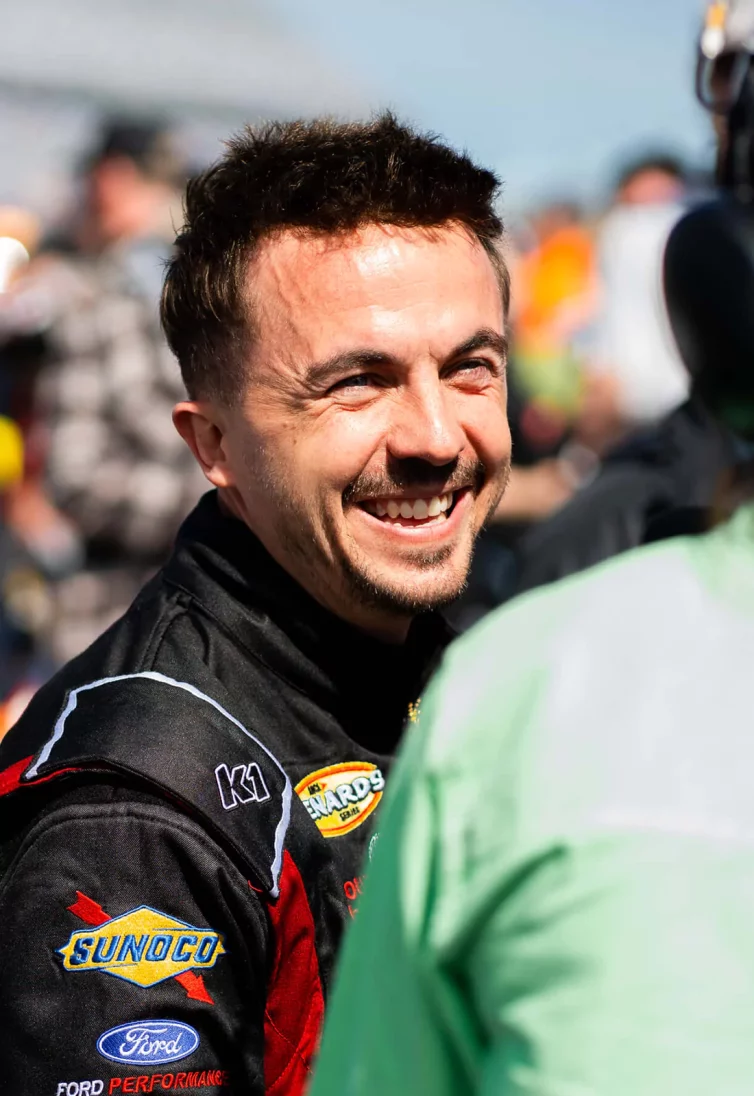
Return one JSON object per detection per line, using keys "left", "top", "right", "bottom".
{"left": 0, "top": 0, "right": 715, "bottom": 730}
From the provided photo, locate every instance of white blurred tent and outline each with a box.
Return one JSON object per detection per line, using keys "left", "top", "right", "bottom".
{"left": 0, "top": 0, "right": 364, "bottom": 117}
{"left": 0, "top": 0, "right": 368, "bottom": 210}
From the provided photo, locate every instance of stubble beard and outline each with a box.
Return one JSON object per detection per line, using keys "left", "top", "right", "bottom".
{"left": 258, "top": 454, "right": 510, "bottom": 622}
{"left": 341, "top": 457, "right": 511, "bottom": 617}
{"left": 334, "top": 536, "right": 471, "bottom": 616}
{"left": 330, "top": 466, "right": 510, "bottom": 618}
{"left": 275, "top": 497, "right": 470, "bottom": 618}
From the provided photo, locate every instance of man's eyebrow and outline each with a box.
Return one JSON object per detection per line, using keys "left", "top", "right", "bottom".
{"left": 305, "top": 349, "right": 398, "bottom": 389}
{"left": 449, "top": 328, "right": 509, "bottom": 361}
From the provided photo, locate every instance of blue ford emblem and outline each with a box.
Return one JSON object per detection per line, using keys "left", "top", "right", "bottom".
{"left": 97, "top": 1019, "right": 199, "bottom": 1065}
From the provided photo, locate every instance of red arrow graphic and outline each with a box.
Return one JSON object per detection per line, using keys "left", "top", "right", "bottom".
{"left": 67, "top": 891, "right": 110, "bottom": 926}
{"left": 175, "top": 970, "right": 215, "bottom": 1004}
{"left": 67, "top": 890, "right": 215, "bottom": 1005}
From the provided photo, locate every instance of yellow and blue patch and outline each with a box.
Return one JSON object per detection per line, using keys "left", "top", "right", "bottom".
{"left": 296, "top": 762, "right": 385, "bottom": 837}
{"left": 58, "top": 905, "right": 226, "bottom": 988}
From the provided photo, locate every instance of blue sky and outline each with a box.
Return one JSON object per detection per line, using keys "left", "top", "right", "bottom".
{"left": 277, "top": 0, "right": 714, "bottom": 215}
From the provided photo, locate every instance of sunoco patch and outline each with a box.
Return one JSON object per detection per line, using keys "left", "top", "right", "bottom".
{"left": 58, "top": 904, "right": 226, "bottom": 988}
{"left": 295, "top": 762, "right": 385, "bottom": 837}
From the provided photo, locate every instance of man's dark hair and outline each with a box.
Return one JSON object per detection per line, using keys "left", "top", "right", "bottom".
{"left": 161, "top": 113, "right": 507, "bottom": 402}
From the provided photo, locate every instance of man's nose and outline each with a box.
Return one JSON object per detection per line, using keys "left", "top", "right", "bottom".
{"left": 386, "top": 378, "right": 465, "bottom": 466}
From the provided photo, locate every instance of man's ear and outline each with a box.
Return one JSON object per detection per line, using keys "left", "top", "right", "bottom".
{"left": 173, "top": 401, "right": 235, "bottom": 489}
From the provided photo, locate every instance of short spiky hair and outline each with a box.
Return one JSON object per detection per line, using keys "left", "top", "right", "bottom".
{"left": 161, "top": 113, "right": 506, "bottom": 402}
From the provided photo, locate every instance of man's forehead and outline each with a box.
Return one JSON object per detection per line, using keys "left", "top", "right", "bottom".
{"left": 249, "top": 221, "right": 501, "bottom": 325}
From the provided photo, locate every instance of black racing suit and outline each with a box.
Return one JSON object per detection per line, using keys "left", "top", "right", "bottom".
{"left": 0, "top": 492, "right": 449, "bottom": 1096}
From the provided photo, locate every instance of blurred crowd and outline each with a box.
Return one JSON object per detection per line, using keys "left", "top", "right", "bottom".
{"left": 0, "top": 117, "right": 205, "bottom": 732}
{"left": 0, "top": 115, "right": 708, "bottom": 733}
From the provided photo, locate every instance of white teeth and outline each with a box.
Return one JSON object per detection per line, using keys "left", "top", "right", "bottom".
{"left": 362, "top": 491, "right": 455, "bottom": 521}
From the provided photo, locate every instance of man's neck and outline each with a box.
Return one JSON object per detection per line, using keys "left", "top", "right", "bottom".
{"left": 218, "top": 487, "right": 413, "bottom": 645}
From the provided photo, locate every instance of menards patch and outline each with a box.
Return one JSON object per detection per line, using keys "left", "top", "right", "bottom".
{"left": 295, "top": 762, "right": 385, "bottom": 837}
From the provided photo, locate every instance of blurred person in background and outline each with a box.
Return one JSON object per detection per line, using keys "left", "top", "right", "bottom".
{"left": 457, "top": 154, "right": 735, "bottom": 612}
{"left": 445, "top": 203, "right": 595, "bottom": 626}
{"left": 310, "top": 6, "right": 754, "bottom": 1093}
{"left": 450, "top": 167, "right": 692, "bottom": 627}
{"left": 0, "top": 115, "right": 511, "bottom": 1095}
{"left": 503, "top": 151, "right": 732, "bottom": 601}
{"left": 73, "top": 117, "right": 184, "bottom": 265}
{"left": 16, "top": 117, "right": 205, "bottom": 663}
{"left": 0, "top": 206, "right": 63, "bottom": 734}
{"left": 0, "top": 377, "right": 41, "bottom": 739}
{"left": 581, "top": 153, "right": 690, "bottom": 442}
{"left": 508, "top": 200, "right": 597, "bottom": 460}
{"left": 508, "top": 383, "right": 739, "bottom": 597}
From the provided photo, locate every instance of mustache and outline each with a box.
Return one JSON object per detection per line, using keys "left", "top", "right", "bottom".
{"left": 344, "top": 457, "right": 486, "bottom": 503}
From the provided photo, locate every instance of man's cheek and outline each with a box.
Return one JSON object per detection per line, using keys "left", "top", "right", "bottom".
{"left": 334, "top": 402, "right": 388, "bottom": 451}
{"left": 473, "top": 402, "right": 511, "bottom": 469}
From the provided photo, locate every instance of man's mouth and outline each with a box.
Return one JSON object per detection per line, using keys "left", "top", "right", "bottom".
{"left": 358, "top": 491, "right": 461, "bottom": 527}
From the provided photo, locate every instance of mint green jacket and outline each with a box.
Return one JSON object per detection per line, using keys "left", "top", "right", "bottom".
{"left": 311, "top": 507, "right": 754, "bottom": 1096}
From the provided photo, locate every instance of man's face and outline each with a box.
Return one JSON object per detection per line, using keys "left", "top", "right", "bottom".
{"left": 215, "top": 223, "right": 510, "bottom": 636}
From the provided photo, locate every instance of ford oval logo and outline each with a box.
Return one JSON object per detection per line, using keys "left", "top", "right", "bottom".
{"left": 97, "top": 1019, "right": 199, "bottom": 1065}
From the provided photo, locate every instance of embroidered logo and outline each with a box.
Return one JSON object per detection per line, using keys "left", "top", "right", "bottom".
{"left": 295, "top": 762, "right": 385, "bottom": 837}
{"left": 59, "top": 893, "right": 225, "bottom": 1001}
{"left": 97, "top": 1020, "right": 199, "bottom": 1066}
{"left": 215, "top": 761, "right": 271, "bottom": 810}
{"left": 55, "top": 1082, "right": 104, "bottom": 1095}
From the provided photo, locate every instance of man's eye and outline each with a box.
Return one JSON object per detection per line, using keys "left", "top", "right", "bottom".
{"left": 331, "top": 374, "right": 375, "bottom": 391}
{"left": 452, "top": 358, "right": 497, "bottom": 378}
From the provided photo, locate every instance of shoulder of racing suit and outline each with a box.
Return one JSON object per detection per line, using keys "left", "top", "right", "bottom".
{"left": 0, "top": 670, "right": 291, "bottom": 898}
{"left": 0, "top": 661, "right": 325, "bottom": 1096}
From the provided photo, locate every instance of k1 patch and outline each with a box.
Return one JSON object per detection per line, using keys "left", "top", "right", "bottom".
{"left": 295, "top": 762, "right": 385, "bottom": 837}
{"left": 58, "top": 891, "right": 224, "bottom": 1003}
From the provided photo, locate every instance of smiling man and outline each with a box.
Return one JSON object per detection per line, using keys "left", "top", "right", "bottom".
{"left": 0, "top": 115, "right": 510, "bottom": 1095}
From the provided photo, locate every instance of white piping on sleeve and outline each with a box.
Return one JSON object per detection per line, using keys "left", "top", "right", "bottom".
{"left": 24, "top": 670, "right": 292, "bottom": 899}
